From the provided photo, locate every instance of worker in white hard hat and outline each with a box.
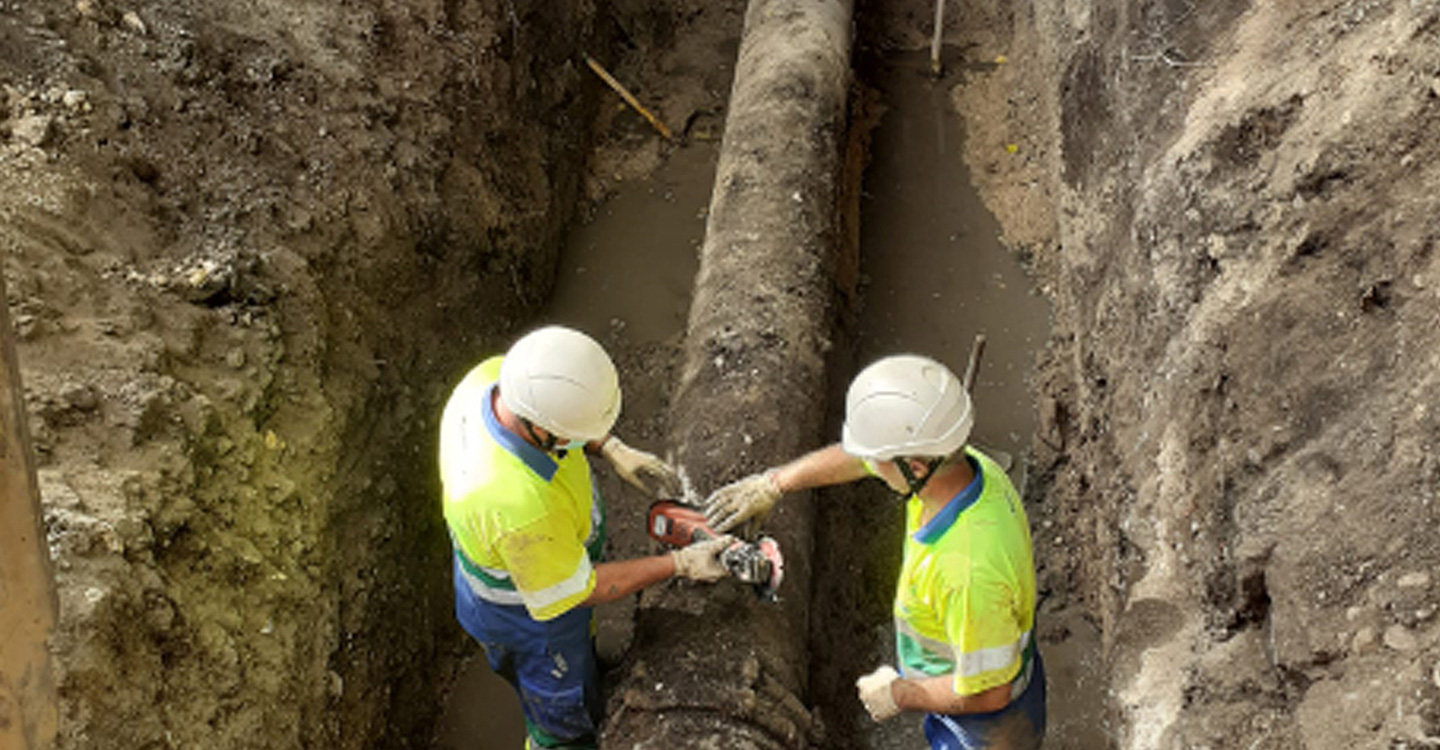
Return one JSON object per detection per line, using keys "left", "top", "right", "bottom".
{"left": 704, "top": 354, "right": 1045, "bottom": 749}
{"left": 440, "top": 325, "right": 734, "bottom": 750}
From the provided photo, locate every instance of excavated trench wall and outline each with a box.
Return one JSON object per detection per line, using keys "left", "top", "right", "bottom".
{"left": 960, "top": 1, "right": 1440, "bottom": 748}
{"left": 0, "top": 1, "right": 628, "bottom": 747}
{"left": 601, "top": 1, "right": 852, "bottom": 748}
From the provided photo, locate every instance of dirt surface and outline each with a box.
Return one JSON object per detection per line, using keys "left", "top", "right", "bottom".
{"left": 941, "top": 0, "right": 1440, "bottom": 747}
{"left": 7, "top": 0, "right": 1440, "bottom": 748}
{"left": 2, "top": 0, "right": 607, "bottom": 747}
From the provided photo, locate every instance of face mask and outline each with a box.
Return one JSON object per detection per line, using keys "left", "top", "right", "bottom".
{"left": 560, "top": 438, "right": 586, "bottom": 452}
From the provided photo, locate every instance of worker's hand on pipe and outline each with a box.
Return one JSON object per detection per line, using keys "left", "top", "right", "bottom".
{"left": 600, "top": 436, "right": 682, "bottom": 498}
{"left": 703, "top": 471, "right": 782, "bottom": 532}
{"left": 671, "top": 535, "right": 736, "bottom": 582}
{"left": 855, "top": 665, "right": 902, "bottom": 722}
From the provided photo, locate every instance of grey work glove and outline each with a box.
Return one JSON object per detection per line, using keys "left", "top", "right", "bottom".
{"left": 703, "top": 471, "right": 783, "bottom": 533}
{"left": 600, "top": 436, "right": 682, "bottom": 498}
{"left": 855, "top": 665, "right": 902, "bottom": 722}
{"left": 671, "top": 535, "right": 736, "bottom": 582}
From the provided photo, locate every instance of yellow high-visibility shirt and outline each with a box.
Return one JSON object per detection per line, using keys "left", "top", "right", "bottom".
{"left": 439, "top": 356, "right": 605, "bottom": 621}
{"left": 893, "top": 447, "right": 1037, "bottom": 697}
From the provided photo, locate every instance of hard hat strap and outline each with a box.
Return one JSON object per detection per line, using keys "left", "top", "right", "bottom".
{"left": 520, "top": 418, "right": 561, "bottom": 454}
{"left": 894, "top": 456, "right": 945, "bottom": 498}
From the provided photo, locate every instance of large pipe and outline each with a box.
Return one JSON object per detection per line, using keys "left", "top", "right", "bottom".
{"left": 600, "top": 0, "right": 854, "bottom": 747}
{"left": 0, "top": 270, "right": 59, "bottom": 750}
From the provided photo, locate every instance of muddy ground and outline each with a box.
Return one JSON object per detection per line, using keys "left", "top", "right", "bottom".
{"left": 4, "top": 0, "right": 1440, "bottom": 749}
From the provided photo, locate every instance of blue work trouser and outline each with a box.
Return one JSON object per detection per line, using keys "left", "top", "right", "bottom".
{"left": 922, "top": 651, "right": 1047, "bottom": 750}
{"left": 452, "top": 555, "right": 601, "bottom": 749}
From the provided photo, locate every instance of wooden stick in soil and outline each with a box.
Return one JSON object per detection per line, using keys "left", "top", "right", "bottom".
{"left": 962, "top": 333, "right": 987, "bottom": 391}
{"left": 583, "top": 54, "right": 673, "bottom": 141}
{"left": 961, "top": 333, "right": 1014, "bottom": 472}
{"left": 0, "top": 269, "right": 59, "bottom": 750}
{"left": 930, "top": 0, "right": 946, "bottom": 75}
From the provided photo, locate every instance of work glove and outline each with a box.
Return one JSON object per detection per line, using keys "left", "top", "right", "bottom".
{"left": 671, "top": 535, "right": 736, "bottom": 582}
{"left": 600, "top": 436, "right": 682, "bottom": 498}
{"left": 703, "top": 471, "right": 782, "bottom": 533}
{"left": 855, "top": 665, "right": 902, "bottom": 722}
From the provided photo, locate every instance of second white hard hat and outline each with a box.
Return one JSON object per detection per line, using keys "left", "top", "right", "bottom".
{"left": 841, "top": 354, "right": 973, "bottom": 460}
{"left": 499, "top": 325, "right": 621, "bottom": 442}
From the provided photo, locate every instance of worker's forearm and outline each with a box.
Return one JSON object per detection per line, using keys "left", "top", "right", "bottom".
{"left": 770, "top": 444, "right": 868, "bottom": 494}
{"left": 890, "top": 674, "right": 1010, "bottom": 716}
{"left": 582, "top": 555, "right": 676, "bottom": 606}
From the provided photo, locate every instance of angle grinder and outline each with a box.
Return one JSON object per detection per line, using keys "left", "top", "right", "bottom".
{"left": 646, "top": 500, "right": 784, "bottom": 601}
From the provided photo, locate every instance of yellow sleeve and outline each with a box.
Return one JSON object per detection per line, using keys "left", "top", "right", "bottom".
{"left": 497, "top": 514, "right": 596, "bottom": 621}
{"left": 944, "top": 578, "right": 1024, "bottom": 695}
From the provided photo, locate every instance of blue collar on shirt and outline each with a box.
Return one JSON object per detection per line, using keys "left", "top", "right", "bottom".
{"left": 482, "top": 384, "right": 558, "bottom": 481}
{"left": 913, "top": 454, "right": 983, "bottom": 544}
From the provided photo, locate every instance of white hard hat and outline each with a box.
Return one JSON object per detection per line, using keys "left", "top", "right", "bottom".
{"left": 499, "top": 326, "right": 621, "bottom": 442}
{"left": 841, "top": 354, "right": 973, "bottom": 460}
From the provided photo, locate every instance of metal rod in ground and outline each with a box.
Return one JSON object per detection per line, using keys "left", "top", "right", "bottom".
{"left": 930, "top": 0, "right": 945, "bottom": 75}
{"left": 0, "top": 269, "right": 59, "bottom": 750}
{"left": 583, "top": 54, "right": 673, "bottom": 140}
{"left": 962, "top": 333, "right": 987, "bottom": 391}
{"left": 960, "top": 333, "right": 1013, "bottom": 472}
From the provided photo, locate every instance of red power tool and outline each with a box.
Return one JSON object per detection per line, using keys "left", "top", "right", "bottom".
{"left": 647, "top": 501, "right": 784, "bottom": 601}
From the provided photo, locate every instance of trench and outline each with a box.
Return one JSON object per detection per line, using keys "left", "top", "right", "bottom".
{"left": 11, "top": 2, "right": 1434, "bottom": 749}
{"left": 5, "top": 1, "right": 1090, "bottom": 748}
{"left": 431, "top": 36, "right": 1068, "bottom": 750}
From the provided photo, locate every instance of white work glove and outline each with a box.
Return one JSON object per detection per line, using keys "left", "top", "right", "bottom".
{"left": 671, "top": 535, "right": 736, "bottom": 582}
{"left": 600, "top": 436, "right": 682, "bottom": 498}
{"left": 703, "top": 471, "right": 783, "bottom": 533}
{"left": 855, "top": 665, "right": 902, "bottom": 722}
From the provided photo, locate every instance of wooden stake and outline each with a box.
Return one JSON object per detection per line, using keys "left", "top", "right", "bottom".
{"left": 962, "top": 333, "right": 987, "bottom": 392}
{"left": 0, "top": 268, "right": 59, "bottom": 750}
{"left": 584, "top": 54, "right": 673, "bottom": 141}
{"left": 961, "top": 334, "right": 1014, "bottom": 473}
{"left": 930, "top": 0, "right": 945, "bottom": 76}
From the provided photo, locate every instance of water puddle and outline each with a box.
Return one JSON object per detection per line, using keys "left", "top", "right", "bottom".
{"left": 853, "top": 52, "right": 1050, "bottom": 466}
{"left": 545, "top": 145, "right": 713, "bottom": 346}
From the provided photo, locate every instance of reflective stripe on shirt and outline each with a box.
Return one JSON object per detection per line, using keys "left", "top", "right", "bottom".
{"left": 456, "top": 546, "right": 595, "bottom": 613}
{"left": 896, "top": 617, "right": 954, "bottom": 663}
{"left": 519, "top": 556, "right": 594, "bottom": 614}
{"left": 955, "top": 629, "right": 1031, "bottom": 679}
{"left": 457, "top": 551, "right": 524, "bottom": 606}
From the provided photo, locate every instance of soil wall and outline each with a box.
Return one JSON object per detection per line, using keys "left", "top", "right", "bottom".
{"left": 0, "top": 271, "right": 59, "bottom": 750}
{"left": 2, "top": 1, "right": 607, "bottom": 747}
{"left": 941, "top": 0, "right": 1440, "bottom": 747}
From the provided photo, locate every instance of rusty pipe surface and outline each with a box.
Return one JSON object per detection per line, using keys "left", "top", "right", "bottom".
{"left": 0, "top": 269, "right": 59, "bottom": 750}
{"left": 600, "top": 0, "right": 854, "bottom": 747}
